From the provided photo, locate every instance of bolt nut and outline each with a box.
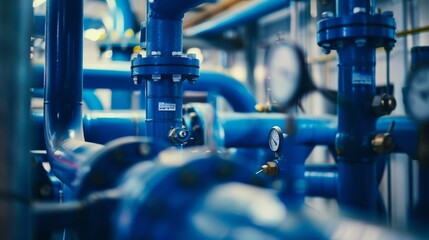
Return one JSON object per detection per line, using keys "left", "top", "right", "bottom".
{"left": 133, "top": 76, "right": 142, "bottom": 85}
{"left": 152, "top": 74, "right": 161, "bottom": 81}
{"left": 355, "top": 38, "right": 367, "bottom": 47}
{"left": 353, "top": 7, "right": 366, "bottom": 14}
{"left": 151, "top": 51, "right": 161, "bottom": 56}
{"left": 187, "top": 53, "right": 197, "bottom": 59}
{"left": 321, "top": 11, "right": 334, "bottom": 18}
{"left": 172, "top": 51, "right": 182, "bottom": 57}
{"left": 172, "top": 74, "right": 182, "bottom": 82}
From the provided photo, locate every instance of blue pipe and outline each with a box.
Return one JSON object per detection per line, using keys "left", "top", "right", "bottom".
{"left": 44, "top": 0, "right": 103, "bottom": 186}
{"left": 108, "top": 0, "right": 135, "bottom": 36}
{"left": 317, "top": 0, "right": 396, "bottom": 214}
{"left": 32, "top": 110, "right": 145, "bottom": 150}
{"left": 335, "top": 43, "right": 378, "bottom": 212}
{"left": 33, "top": 65, "right": 257, "bottom": 112}
{"left": 186, "top": 71, "right": 256, "bottom": 112}
{"left": 220, "top": 113, "right": 337, "bottom": 148}
{"left": 305, "top": 165, "right": 338, "bottom": 198}
{"left": 133, "top": 0, "right": 207, "bottom": 144}
{"left": 184, "top": 0, "right": 290, "bottom": 36}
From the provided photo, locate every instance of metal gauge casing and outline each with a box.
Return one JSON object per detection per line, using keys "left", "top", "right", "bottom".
{"left": 404, "top": 66, "right": 429, "bottom": 122}
{"left": 268, "top": 126, "right": 283, "bottom": 153}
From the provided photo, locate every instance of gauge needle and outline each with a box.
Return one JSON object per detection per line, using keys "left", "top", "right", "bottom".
{"left": 272, "top": 139, "right": 277, "bottom": 146}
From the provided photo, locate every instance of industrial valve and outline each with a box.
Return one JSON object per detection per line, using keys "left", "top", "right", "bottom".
{"left": 168, "top": 127, "right": 191, "bottom": 145}
{"left": 256, "top": 161, "right": 279, "bottom": 176}
{"left": 372, "top": 94, "right": 397, "bottom": 117}
{"left": 372, "top": 121, "right": 396, "bottom": 154}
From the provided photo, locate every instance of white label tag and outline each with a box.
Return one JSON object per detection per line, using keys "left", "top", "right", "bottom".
{"left": 158, "top": 102, "right": 176, "bottom": 111}
{"left": 352, "top": 72, "right": 372, "bottom": 85}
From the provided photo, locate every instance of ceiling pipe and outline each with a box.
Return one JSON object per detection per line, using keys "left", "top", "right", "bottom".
{"left": 184, "top": 0, "right": 290, "bottom": 36}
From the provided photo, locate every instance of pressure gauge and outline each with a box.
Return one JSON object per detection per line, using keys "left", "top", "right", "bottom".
{"left": 266, "top": 42, "right": 313, "bottom": 110}
{"left": 404, "top": 66, "right": 429, "bottom": 121}
{"left": 268, "top": 126, "right": 283, "bottom": 153}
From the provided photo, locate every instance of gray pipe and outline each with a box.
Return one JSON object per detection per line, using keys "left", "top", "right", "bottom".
{"left": 0, "top": 0, "right": 32, "bottom": 239}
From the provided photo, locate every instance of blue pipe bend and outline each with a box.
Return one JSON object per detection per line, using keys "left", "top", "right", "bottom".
{"left": 44, "top": 0, "right": 102, "bottom": 186}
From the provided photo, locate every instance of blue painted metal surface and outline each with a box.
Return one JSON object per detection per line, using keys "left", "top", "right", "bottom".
{"left": 109, "top": 0, "right": 136, "bottom": 36}
{"left": 33, "top": 15, "right": 105, "bottom": 38}
{"left": 113, "top": 147, "right": 326, "bottom": 239}
{"left": 411, "top": 46, "right": 429, "bottom": 69}
{"left": 32, "top": 110, "right": 146, "bottom": 149}
{"left": 219, "top": 113, "right": 337, "bottom": 148}
{"left": 130, "top": 0, "right": 210, "bottom": 144}
{"left": 317, "top": 0, "right": 396, "bottom": 213}
{"left": 305, "top": 165, "right": 338, "bottom": 198}
{"left": 33, "top": 65, "right": 257, "bottom": 112}
{"left": 184, "top": 0, "right": 290, "bottom": 36}
{"left": 44, "top": 0, "right": 103, "bottom": 186}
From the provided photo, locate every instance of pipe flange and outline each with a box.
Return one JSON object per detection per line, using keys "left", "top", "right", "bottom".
{"left": 131, "top": 55, "right": 200, "bottom": 83}
{"left": 317, "top": 14, "right": 396, "bottom": 50}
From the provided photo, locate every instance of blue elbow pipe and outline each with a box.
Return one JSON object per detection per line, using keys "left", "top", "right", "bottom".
{"left": 184, "top": 0, "right": 290, "bottom": 36}
{"left": 185, "top": 71, "right": 257, "bottom": 112}
{"left": 33, "top": 65, "right": 257, "bottom": 112}
{"left": 44, "top": 0, "right": 103, "bottom": 186}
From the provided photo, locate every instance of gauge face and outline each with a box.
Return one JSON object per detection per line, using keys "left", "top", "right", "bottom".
{"left": 268, "top": 126, "right": 283, "bottom": 152}
{"left": 266, "top": 43, "right": 302, "bottom": 109}
{"left": 404, "top": 67, "right": 429, "bottom": 121}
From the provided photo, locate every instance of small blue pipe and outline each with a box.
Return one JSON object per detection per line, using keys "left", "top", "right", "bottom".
{"left": 185, "top": 71, "right": 256, "bottom": 112}
{"left": 44, "top": 0, "right": 103, "bottom": 186}
{"left": 109, "top": 0, "right": 136, "bottom": 36}
{"left": 184, "top": 0, "right": 290, "bottom": 36}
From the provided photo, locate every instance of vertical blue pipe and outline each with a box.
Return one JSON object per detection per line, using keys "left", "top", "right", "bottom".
{"left": 145, "top": 5, "right": 183, "bottom": 141}
{"left": 45, "top": 0, "right": 103, "bottom": 185}
{"left": 0, "top": 0, "right": 32, "bottom": 238}
{"left": 335, "top": 1, "right": 377, "bottom": 212}
{"left": 142, "top": 0, "right": 205, "bottom": 142}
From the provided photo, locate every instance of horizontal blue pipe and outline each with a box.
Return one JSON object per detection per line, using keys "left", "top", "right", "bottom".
{"left": 220, "top": 113, "right": 337, "bottom": 148}
{"left": 32, "top": 110, "right": 145, "bottom": 150}
{"left": 33, "top": 65, "right": 256, "bottom": 112}
{"left": 184, "top": 0, "right": 290, "bottom": 36}
{"left": 33, "top": 110, "right": 418, "bottom": 157}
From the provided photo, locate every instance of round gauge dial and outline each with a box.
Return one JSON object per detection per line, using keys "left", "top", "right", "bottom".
{"left": 404, "top": 66, "right": 429, "bottom": 121}
{"left": 266, "top": 42, "right": 309, "bottom": 110}
{"left": 268, "top": 126, "right": 283, "bottom": 152}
